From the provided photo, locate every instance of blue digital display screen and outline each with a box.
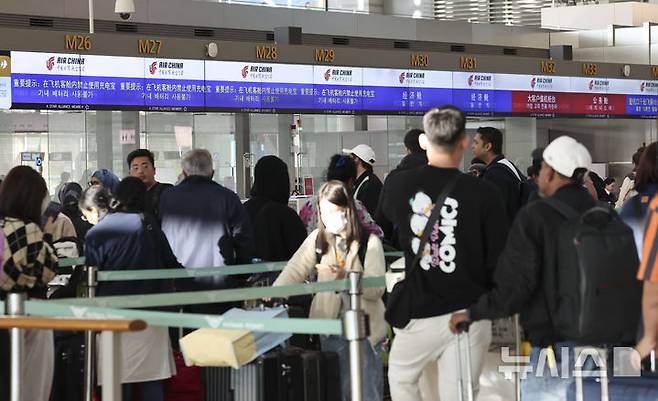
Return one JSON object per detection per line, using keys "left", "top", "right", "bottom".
{"left": 8, "top": 52, "right": 658, "bottom": 118}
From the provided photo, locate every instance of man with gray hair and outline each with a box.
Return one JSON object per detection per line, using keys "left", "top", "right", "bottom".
{"left": 380, "top": 106, "right": 508, "bottom": 401}
{"left": 160, "top": 148, "right": 253, "bottom": 314}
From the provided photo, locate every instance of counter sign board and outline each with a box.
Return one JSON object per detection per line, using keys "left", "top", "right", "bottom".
{"left": 0, "top": 55, "right": 10, "bottom": 109}
{"left": 8, "top": 50, "right": 658, "bottom": 118}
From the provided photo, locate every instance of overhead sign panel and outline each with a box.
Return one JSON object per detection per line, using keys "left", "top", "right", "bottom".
{"left": 144, "top": 57, "right": 205, "bottom": 111}
{"left": 8, "top": 50, "right": 658, "bottom": 118}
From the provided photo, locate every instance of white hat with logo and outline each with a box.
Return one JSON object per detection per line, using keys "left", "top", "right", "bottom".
{"left": 543, "top": 136, "right": 592, "bottom": 178}
{"left": 343, "top": 144, "right": 376, "bottom": 165}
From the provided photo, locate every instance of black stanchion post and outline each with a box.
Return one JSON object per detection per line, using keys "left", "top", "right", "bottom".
{"left": 343, "top": 271, "right": 367, "bottom": 401}
{"left": 6, "top": 292, "right": 25, "bottom": 401}
{"left": 84, "top": 266, "right": 97, "bottom": 401}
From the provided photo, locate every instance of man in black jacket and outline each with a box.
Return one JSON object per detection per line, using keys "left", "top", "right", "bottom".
{"left": 127, "top": 148, "right": 172, "bottom": 221}
{"left": 472, "top": 127, "right": 525, "bottom": 220}
{"left": 450, "top": 135, "right": 594, "bottom": 401}
{"left": 343, "top": 144, "right": 382, "bottom": 216}
{"left": 382, "top": 106, "right": 508, "bottom": 401}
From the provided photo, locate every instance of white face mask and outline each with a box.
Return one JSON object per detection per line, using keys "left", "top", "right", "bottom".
{"left": 322, "top": 211, "right": 348, "bottom": 235}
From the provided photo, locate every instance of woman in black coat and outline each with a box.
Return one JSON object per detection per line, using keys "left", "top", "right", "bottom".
{"left": 244, "top": 156, "right": 307, "bottom": 262}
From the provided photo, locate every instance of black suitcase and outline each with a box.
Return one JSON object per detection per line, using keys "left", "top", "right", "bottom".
{"left": 49, "top": 332, "right": 85, "bottom": 401}
{"left": 233, "top": 347, "right": 340, "bottom": 401}
{"left": 203, "top": 367, "right": 233, "bottom": 401}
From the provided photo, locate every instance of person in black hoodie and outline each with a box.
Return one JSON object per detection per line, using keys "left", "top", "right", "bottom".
{"left": 375, "top": 129, "right": 428, "bottom": 245}
{"left": 381, "top": 106, "right": 508, "bottom": 401}
{"left": 450, "top": 136, "right": 595, "bottom": 401}
{"left": 244, "top": 156, "right": 306, "bottom": 262}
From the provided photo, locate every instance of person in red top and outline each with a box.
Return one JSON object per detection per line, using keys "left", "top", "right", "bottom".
{"left": 636, "top": 194, "right": 658, "bottom": 361}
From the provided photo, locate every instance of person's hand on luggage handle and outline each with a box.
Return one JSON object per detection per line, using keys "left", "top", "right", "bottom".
{"left": 449, "top": 312, "right": 471, "bottom": 334}
{"left": 316, "top": 263, "right": 346, "bottom": 280}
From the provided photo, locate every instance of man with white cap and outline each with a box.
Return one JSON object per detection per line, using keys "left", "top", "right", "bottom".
{"left": 343, "top": 144, "right": 383, "bottom": 216}
{"left": 450, "top": 136, "right": 596, "bottom": 401}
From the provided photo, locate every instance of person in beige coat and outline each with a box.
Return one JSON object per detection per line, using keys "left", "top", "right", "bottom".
{"left": 274, "top": 180, "right": 386, "bottom": 401}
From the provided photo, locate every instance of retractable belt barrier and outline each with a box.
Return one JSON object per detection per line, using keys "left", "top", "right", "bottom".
{"left": 97, "top": 262, "right": 287, "bottom": 281}
{"left": 25, "top": 300, "right": 344, "bottom": 335}
{"left": 50, "top": 276, "right": 386, "bottom": 309}
{"left": 56, "top": 252, "right": 404, "bottom": 280}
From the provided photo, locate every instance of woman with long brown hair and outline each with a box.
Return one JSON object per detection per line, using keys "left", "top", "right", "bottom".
{"left": 0, "top": 166, "right": 58, "bottom": 401}
{"left": 274, "top": 180, "right": 386, "bottom": 401}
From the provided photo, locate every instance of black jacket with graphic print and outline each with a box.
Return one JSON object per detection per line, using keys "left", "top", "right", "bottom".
{"left": 380, "top": 165, "right": 509, "bottom": 319}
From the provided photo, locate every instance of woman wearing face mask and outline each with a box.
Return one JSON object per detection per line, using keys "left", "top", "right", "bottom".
{"left": 80, "top": 179, "right": 181, "bottom": 401}
{"left": 0, "top": 166, "right": 58, "bottom": 401}
{"left": 274, "top": 180, "right": 386, "bottom": 401}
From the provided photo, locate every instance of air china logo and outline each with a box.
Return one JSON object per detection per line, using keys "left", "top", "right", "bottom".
{"left": 323, "top": 68, "right": 353, "bottom": 83}
{"left": 530, "top": 77, "right": 553, "bottom": 90}
{"left": 640, "top": 81, "right": 658, "bottom": 94}
{"left": 467, "top": 74, "right": 492, "bottom": 88}
{"left": 241, "top": 65, "right": 273, "bottom": 80}
{"left": 149, "top": 60, "right": 184, "bottom": 77}
{"left": 588, "top": 79, "right": 609, "bottom": 91}
{"left": 45, "top": 56, "right": 84, "bottom": 73}
{"left": 403, "top": 72, "right": 426, "bottom": 86}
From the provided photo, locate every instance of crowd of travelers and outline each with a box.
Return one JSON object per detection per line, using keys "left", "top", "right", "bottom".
{"left": 0, "top": 104, "right": 657, "bottom": 401}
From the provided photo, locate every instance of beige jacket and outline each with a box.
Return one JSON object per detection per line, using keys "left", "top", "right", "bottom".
{"left": 44, "top": 213, "right": 76, "bottom": 242}
{"left": 273, "top": 229, "right": 386, "bottom": 346}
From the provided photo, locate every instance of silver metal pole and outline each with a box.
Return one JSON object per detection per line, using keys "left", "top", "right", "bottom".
{"left": 343, "top": 271, "right": 366, "bottom": 401}
{"left": 6, "top": 292, "right": 26, "bottom": 401}
{"left": 514, "top": 314, "right": 521, "bottom": 401}
{"left": 100, "top": 330, "right": 122, "bottom": 401}
{"left": 88, "top": 0, "right": 94, "bottom": 34}
{"left": 84, "top": 266, "right": 98, "bottom": 401}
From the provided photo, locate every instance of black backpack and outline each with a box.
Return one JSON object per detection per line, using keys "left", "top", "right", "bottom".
{"left": 496, "top": 158, "right": 532, "bottom": 209}
{"left": 544, "top": 198, "right": 642, "bottom": 345}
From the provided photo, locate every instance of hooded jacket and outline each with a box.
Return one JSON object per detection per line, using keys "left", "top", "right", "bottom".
{"left": 244, "top": 156, "right": 306, "bottom": 262}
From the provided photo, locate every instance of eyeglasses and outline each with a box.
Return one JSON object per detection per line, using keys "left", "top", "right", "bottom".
{"left": 88, "top": 180, "right": 101, "bottom": 187}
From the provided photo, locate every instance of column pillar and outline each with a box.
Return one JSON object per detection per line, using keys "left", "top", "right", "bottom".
{"left": 235, "top": 113, "right": 251, "bottom": 199}
{"left": 503, "top": 117, "right": 539, "bottom": 174}
{"left": 121, "top": 111, "right": 140, "bottom": 177}
{"left": 95, "top": 111, "right": 113, "bottom": 171}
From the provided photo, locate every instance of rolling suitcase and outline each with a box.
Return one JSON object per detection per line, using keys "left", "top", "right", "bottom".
{"left": 232, "top": 347, "right": 340, "bottom": 401}
{"left": 455, "top": 324, "right": 474, "bottom": 401}
{"left": 203, "top": 367, "right": 232, "bottom": 401}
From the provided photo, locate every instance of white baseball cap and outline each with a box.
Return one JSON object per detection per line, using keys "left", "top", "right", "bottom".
{"left": 542, "top": 136, "right": 592, "bottom": 178}
{"left": 343, "top": 144, "right": 376, "bottom": 165}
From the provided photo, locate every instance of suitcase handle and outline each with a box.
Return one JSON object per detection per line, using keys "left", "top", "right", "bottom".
{"left": 456, "top": 321, "right": 471, "bottom": 333}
